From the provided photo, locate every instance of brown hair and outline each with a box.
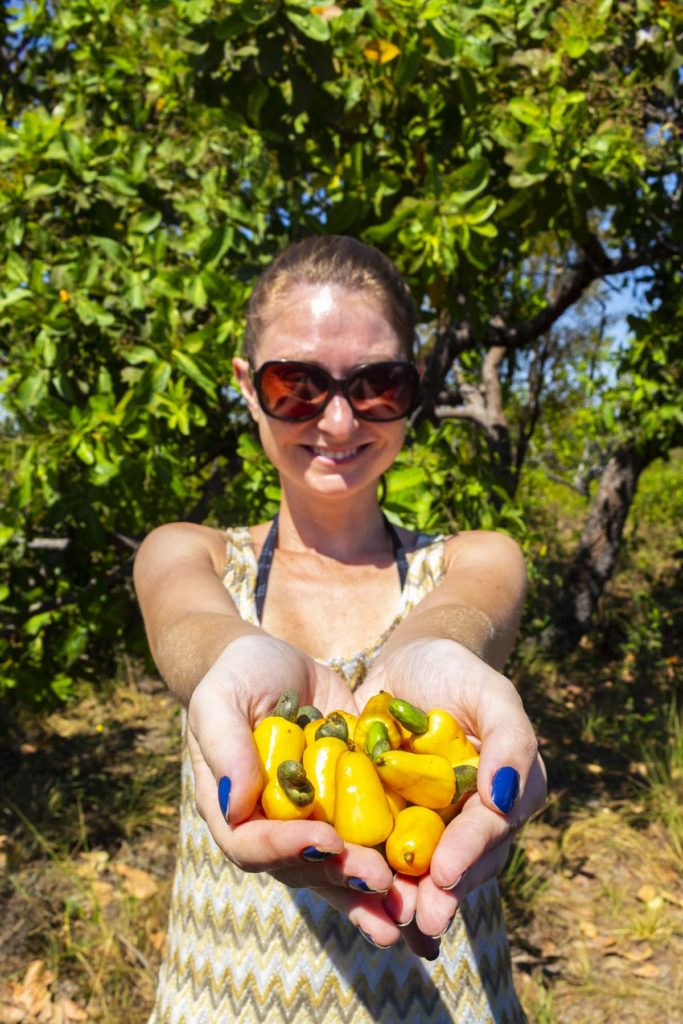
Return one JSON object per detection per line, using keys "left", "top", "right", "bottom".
{"left": 243, "top": 235, "right": 416, "bottom": 362}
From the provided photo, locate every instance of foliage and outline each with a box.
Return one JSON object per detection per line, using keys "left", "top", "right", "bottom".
{"left": 1, "top": 0, "right": 681, "bottom": 702}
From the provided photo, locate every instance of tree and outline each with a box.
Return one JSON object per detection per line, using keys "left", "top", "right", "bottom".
{"left": 1, "top": 0, "right": 681, "bottom": 701}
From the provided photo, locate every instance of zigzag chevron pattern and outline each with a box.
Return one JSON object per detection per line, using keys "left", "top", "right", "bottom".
{"left": 146, "top": 530, "right": 527, "bottom": 1023}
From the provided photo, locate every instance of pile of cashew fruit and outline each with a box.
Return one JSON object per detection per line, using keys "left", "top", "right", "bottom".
{"left": 253, "top": 689, "right": 479, "bottom": 879}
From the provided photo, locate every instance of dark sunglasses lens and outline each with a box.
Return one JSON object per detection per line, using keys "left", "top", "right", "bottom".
{"left": 349, "top": 363, "right": 418, "bottom": 420}
{"left": 258, "top": 363, "right": 329, "bottom": 419}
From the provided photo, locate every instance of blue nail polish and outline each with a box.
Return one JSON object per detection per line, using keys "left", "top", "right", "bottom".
{"left": 218, "top": 776, "right": 231, "bottom": 820}
{"left": 302, "top": 847, "right": 335, "bottom": 861}
{"left": 347, "top": 877, "right": 380, "bottom": 893}
{"left": 491, "top": 766, "right": 520, "bottom": 814}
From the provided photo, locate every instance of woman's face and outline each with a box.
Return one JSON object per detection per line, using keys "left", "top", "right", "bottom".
{"left": 233, "top": 283, "right": 409, "bottom": 504}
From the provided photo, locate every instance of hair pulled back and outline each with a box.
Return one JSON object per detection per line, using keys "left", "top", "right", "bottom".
{"left": 244, "top": 235, "right": 416, "bottom": 362}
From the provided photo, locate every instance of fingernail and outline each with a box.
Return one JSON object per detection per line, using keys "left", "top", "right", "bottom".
{"left": 347, "top": 877, "right": 386, "bottom": 894}
{"left": 442, "top": 871, "right": 465, "bottom": 892}
{"left": 302, "top": 847, "right": 335, "bottom": 862}
{"left": 398, "top": 913, "right": 416, "bottom": 928}
{"left": 359, "top": 928, "right": 392, "bottom": 950}
{"left": 218, "top": 776, "right": 231, "bottom": 820}
{"left": 433, "top": 915, "right": 455, "bottom": 939}
{"left": 491, "top": 766, "right": 520, "bottom": 814}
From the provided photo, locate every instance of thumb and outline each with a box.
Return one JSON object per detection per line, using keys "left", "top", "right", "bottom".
{"left": 471, "top": 675, "right": 540, "bottom": 817}
{"left": 188, "top": 679, "right": 264, "bottom": 826}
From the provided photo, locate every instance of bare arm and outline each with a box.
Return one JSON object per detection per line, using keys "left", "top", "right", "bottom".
{"left": 378, "top": 530, "right": 527, "bottom": 671}
{"left": 133, "top": 522, "right": 264, "bottom": 705}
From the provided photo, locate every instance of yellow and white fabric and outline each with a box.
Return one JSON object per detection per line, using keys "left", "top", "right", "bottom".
{"left": 148, "top": 527, "right": 526, "bottom": 1023}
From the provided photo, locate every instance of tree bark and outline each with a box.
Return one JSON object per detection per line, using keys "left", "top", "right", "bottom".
{"left": 544, "top": 441, "right": 657, "bottom": 651}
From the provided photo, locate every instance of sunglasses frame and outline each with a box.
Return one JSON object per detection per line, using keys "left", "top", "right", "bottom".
{"left": 250, "top": 359, "right": 420, "bottom": 423}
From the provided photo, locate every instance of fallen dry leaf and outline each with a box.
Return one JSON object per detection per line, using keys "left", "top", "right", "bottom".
{"left": 579, "top": 920, "right": 598, "bottom": 938}
{"left": 112, "top": 863, "right": 158, "bottom": 900}
{"left": 154, "top": 805, "right": 177, "bottom": 817}
{"left": 585, "top": 763, "right": 604, "bottom": 775}
{"left": 148, "top": 930, "right": 167, "bottom": 953}
{"left": 622, "top": 945, "right": 654, "bottom": 963}
{"left": 74, "top": 851, "right": 109, "bottom": 879}
{"left": 632, "top": 962, "right": 661, "bottom": 978}
{"left": 0, "top": 960, "right": 64, "bottom": 1023}
{"left": 91, "top": 880, "right": 115, "bottom": 904}
{"left": 637, "top": 883, "right": 657, "bottom": 902}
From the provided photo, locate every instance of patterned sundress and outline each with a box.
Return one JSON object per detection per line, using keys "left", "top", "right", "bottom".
{"left": 148, "top": 527, "right": 526, "bottom": 1024}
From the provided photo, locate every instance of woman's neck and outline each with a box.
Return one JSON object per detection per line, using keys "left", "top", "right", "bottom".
{"left": 276, "top": 488, "right": 391, "bottom": 563}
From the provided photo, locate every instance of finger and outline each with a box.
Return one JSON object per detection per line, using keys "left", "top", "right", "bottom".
{"left": 401, "top": 919, "right": 442, "bottom": 961}
{"left": 265, "top": 843, "right": 394, "bottom": 895}
{"left": 187, "top": 684, "right": 264, "bottom": 826}
{"left": 192, "top": 741, "right": 345, "bottom": 869}
{"left": 471, "top": 677, "right": 543, "bottom": 817}
{"left": 383, "top": 874, "right": 419, "bottom": 928}
{"left": 414, "top": 872, "right": 459, "bottom": 938}
{"left": 305, "top": 885, "right": 403, "bottom": 950}
{"left": 414, "top": 835, "right": 511, "bottom": 938}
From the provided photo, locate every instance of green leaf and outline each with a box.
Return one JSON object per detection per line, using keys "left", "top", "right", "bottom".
{"left": 448, "top": 159, "right": 490, "bottom": 201}
{"left": 199, "top": 225, "right": 234, "bottom": 267}
{"left": 508, "top": 97, "right": 544, "bottom": 126}
{"left": 122, "top": 345, "right": 157, "bottom": 365}
{"left": 172, "top": 350, "right": 217, "bottom": 397}
{"left": 128, "top": 209, "right": 163, "bottom": 234}
{"left": 285, "top": 9, "right": 330, "bottom": 41}
{"left": 565, "top": 37, "right": 590, "bottom": 59}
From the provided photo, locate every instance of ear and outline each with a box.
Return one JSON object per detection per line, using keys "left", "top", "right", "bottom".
{"left": 232, "top": 357, "right": 260, "bottom": 421}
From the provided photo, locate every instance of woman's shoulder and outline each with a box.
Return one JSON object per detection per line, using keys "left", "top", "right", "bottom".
{"left": 136, "top": 521, "right": 239, "bottom": 578}
{"left": 442, "top": 529, "right": 526, "bottom": 576}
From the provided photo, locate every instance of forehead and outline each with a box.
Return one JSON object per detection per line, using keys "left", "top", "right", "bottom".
{"left": 255, "top": 283, "right": 402, "bottom": 367}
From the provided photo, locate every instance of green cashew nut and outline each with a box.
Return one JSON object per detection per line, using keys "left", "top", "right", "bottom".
{"left": 365, "top": 720, "right": 391, "bottom": 761}
{"left": 388, "top": 697, "right": 429, "bottom": 735}
{"left": 315, "top": 712, "right": 349, "bottom": 743}
{"left": 277, "top": 759, "right": 315, "bottom": 806}
{"left": 273, "top": 688, "right": 300, "bottom": 722}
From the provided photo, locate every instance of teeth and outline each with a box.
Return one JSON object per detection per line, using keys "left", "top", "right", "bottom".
{"left": 311, "top": 447, "right": 359, "bottom": 461}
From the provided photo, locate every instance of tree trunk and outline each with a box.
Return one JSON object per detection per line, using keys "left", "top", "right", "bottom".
{"left": 544, "top": 441, "right": 656, "bottom": 651}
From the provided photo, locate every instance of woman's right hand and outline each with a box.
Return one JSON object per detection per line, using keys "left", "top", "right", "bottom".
{"left": 186, "top": 634, "right": 403, "bottom": 947}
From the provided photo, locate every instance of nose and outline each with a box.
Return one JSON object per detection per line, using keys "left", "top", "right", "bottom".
{"left": 317, "top": 392, "right": 358, "bottom": 436}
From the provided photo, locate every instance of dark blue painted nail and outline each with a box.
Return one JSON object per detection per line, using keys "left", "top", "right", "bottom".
{"left": 491, "top": 766, "right": 520, "bottom": 814}
{"left": 347, "top": 877, "right": 381, "bottom": 893}
{"left": 218, "top": 776, "right": 231, "bottom": 820}
{"left": 302, "top": 847, "right": 335, "bottom": 862}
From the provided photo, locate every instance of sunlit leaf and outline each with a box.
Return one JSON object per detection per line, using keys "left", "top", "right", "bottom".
{"left": 363, "top": 39, "right": 401, "bottom": 64}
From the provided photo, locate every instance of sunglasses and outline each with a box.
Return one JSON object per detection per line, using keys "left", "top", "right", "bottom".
{"left": 251, "top": 360, "right": 420, "bottom": 423}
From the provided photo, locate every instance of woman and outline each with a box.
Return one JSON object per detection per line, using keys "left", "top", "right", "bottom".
{"left": 134, "top": 235, "right": 546, "bottom": 1023}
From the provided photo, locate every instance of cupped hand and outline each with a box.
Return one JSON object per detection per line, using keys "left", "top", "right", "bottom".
{"left": 187, "top": 634, "right": 403, "bottom": 946}
{"left": 357, "top": 638, "right": 547, "bottom": 944}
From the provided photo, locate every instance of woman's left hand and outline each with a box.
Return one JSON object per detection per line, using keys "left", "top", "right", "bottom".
{"left": 354, "top": 638, "right": 547, "bottom": 950}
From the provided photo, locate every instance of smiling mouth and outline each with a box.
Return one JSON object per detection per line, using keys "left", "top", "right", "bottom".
{"left": 306, "top": 445, "right": 365, "bottom": 464}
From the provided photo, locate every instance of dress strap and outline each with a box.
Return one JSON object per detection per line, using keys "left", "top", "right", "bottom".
{"left": 254, "top": 511, "right": 409, "bottom": 623}
{"left": 255, "top": 513, "right": 279, "bottom": 623}
{"left": 383, "top": 514, "right": 409, "bottom": 591}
